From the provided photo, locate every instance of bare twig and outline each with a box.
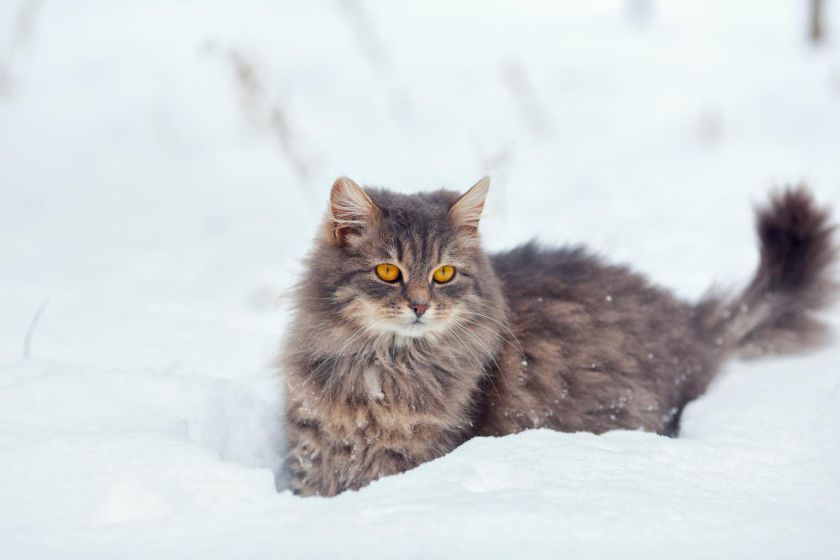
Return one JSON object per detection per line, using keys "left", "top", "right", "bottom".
{"left": 229, "top": 49, "right": 263, "bottom": 123}
{"left": 810, "top": 0, "right": 825, "bottom": 44}
{"left": 474, "top": 140, "right": 515, "bottom": 222}
{"left": 339, "top": 0, "right": 392, "bottom": 73}
{"left": 204, "top": 42, "right": 321, "bottom": 210}
{"left": 23, "top": 298, "right": 48, "bottom": 360}
{"left": 0, "top": 0, "right": 43, "bottom": 96}
{"left": 268, "top": 107, "right": 311, "bottom": 181}
{"left": 338, "top": 0, "right": 413, "bottom": 120}
{"left": 501, "top": 59, "right": 554, "bottom": 136}
{"left": 9, "top": 0, "right": 42, "bottom": 55}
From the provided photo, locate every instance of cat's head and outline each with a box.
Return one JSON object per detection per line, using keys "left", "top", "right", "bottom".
{"left": 305, "top": 177, "right": 498, "bottom": 340}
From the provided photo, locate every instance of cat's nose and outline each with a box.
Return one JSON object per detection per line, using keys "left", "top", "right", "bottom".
{"left": 409, "top": 301, "right": 429, "bottom": 318}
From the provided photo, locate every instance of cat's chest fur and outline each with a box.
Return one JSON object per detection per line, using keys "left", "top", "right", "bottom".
{"left": 284, "top": 336, "right": 497, "bottom": 495}
{"left": 296, "top": 343, "right": 485, "bottom": 443}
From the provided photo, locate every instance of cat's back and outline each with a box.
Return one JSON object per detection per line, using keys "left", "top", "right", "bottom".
{"left": 491, "top": 241, "right": 678, "bottom": 311}
{"left": 479, "top": 242, "right": 718, "bottom": 436}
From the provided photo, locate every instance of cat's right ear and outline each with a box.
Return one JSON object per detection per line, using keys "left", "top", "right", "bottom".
{"left": 329, "top": 177, "right": 379, "bottom": 245}
{"left": 449, "top": 176, "right": 490, "bottom": 235}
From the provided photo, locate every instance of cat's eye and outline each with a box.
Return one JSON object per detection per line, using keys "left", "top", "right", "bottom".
{"left": 375, "top": 263, "right": 401, "bottom": 283}
{"left": 433, "top": 265, "right": 456, "bottom": 284}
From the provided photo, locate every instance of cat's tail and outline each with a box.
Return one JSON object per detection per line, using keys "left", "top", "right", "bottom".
{"left": 696, "top": 186, "right": 837, "bottom": 359}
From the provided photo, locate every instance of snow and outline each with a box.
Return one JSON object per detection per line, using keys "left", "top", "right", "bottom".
{"left": 2, "top": 0, "right": 840, "bottom": 557}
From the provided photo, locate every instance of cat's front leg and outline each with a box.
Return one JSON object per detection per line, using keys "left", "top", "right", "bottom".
{"left": 284, "top": 408, "right": 347, "bottom": 497}
{"left": 286, "top": 431, "right": 345, "bottom": 497}
{"left": 347, "top": 447, "right": 414, "bottom": 491}
{"left": 287, "top": 417, "right": 419, "bottom": 495}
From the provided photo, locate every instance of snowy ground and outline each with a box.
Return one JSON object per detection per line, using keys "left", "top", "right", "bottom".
{"left": 2, "top": 1, "right": 840, "bottom": 558}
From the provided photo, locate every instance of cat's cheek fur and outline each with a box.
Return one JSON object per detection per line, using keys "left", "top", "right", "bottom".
{"left": 339, "top": 297, "right": 386, "bottom": 332}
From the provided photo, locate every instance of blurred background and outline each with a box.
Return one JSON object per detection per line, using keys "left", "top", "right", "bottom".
{"left": 2, "top": 2, "right": 840, "bottom": 553}
{"left": 1, "top": 0, "right": 839, "bottom": 386}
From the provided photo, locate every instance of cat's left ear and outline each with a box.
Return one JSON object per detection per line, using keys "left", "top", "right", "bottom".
{"left": 329, "top": 177, "right": 379, "bottom": 245}
{"left": 449, "top": 176, "right": 490, "bottom": 235}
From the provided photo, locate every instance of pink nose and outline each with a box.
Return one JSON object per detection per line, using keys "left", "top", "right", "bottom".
{"left": 410, "top": 302, "right": 429, "bottom": 318}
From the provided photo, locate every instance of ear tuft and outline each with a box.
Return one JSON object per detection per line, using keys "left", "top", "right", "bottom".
{"left": 449, "top": 176, "right": 490, "bottom": 234}
{"left": 329, "top": 177, "right": 378, "bottom": 245}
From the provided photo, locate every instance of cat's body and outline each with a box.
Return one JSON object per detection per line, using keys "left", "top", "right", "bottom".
{"left": 282, "top": 178, "right": 835, "bottom": 497}
{"left": 478, "top": 243, "right": 718, "bottom": 437}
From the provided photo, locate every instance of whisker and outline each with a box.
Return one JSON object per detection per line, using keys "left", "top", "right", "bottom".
{"left": 464, "top": 310, "right": 524, "bottom": 353}
{"left": 460, "top": 315, "right": 522, "bottom": 355}
{"left": 447, "top": 323, "right": 503, "bottom": 400}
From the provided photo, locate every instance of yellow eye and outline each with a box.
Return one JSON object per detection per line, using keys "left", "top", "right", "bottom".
{"left": 433, "top": 265, "right": 456, "bottom": 284}
{"left": 375, "top": 263, "right": 401, "bottom": 283}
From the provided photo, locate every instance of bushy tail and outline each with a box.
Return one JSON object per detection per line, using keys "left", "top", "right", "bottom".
{"left": 698, "top": 186, "right": 837, "bottom": 358}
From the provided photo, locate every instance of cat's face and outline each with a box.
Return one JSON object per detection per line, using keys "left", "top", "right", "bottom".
{"left": 317, "top": 177, "right": 491, "bottom": 340}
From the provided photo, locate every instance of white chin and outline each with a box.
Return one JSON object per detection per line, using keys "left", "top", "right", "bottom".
{"left": 390, "top": 322, "right": 432, "bottom": 338}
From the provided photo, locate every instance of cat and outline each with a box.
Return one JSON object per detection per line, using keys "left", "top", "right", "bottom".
{"left": 281, "top": 176, "right": 836, "bottom": 497}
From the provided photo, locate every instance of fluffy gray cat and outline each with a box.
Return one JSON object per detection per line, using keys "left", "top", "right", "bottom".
{"left": 281, "top": 177, "right": 835, "bottom": 496}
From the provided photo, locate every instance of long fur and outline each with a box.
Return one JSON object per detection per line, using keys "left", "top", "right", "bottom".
{"left": 696, "top": 187, "right": 836, "bottom": 358}
{"left": 281, "top": 182, "right": 836, "bottom": 496}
